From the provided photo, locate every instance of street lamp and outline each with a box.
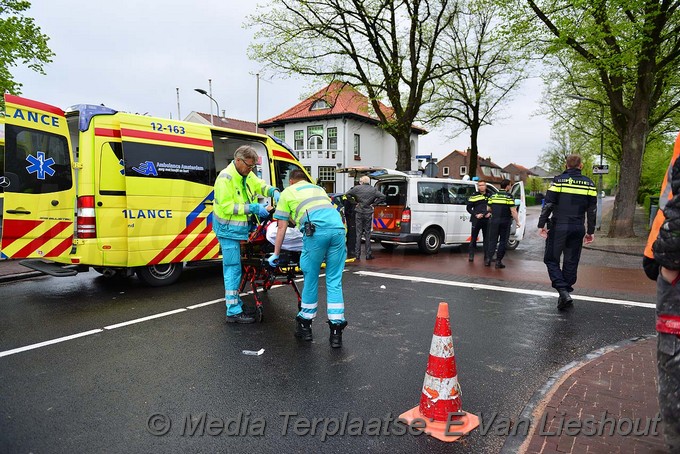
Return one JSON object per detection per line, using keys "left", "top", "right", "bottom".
{"left": 194, "top": 88, "right": 220, "bottom": 125}
{"left": 566, "top": 93, "right": 605, "bottom": 231}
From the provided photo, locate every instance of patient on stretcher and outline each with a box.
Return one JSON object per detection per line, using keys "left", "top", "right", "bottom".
{"left": 265, "top": 221, "right": 303, "bottom": 252}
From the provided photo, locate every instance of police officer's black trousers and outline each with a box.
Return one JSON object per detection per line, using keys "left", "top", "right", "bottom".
{"left": 485, "top": 220, "right": 511, "bottom": 262}
{"left": 543, "top": 224, "right": 585, "bottom": 292}
{"left": 469, "top": 218, "right": 488, "bottom": 255}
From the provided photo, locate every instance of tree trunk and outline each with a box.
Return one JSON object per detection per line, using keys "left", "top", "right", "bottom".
{"left": 395, "top": 133, "right": 412, "bottom": 171}
{"left": 608, "top": 119, "right": 646, "bottom": 237}
{"left": 469, "top": 124, "right": 479, "bottom": 178}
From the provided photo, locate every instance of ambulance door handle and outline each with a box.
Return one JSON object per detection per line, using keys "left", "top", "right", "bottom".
{"left": 204, "top": 201, "right": 213, "bottom": 206}
{"left": 51, "top": 200, "right": 59, "bottom": 206}
{"left": 7, "top": 209, "right": 31, "bottom": 215}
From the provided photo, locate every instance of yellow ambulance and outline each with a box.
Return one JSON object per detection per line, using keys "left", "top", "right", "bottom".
{"left": 1, "top": 94, "right": 309, "bottom": 286}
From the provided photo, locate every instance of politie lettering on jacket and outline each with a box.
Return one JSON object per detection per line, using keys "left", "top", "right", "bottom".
{"left": 123, "top": 210, "right": 173, "bottom": 219}
{"left": 12, "top": 109, "right": 60, "bottom": 127}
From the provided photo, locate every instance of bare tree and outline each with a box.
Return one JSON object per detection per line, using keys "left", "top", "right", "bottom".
{"left": 247, "top": 0, "right": 458, "bottom": 170}
{"left": 425, "top": 0, "right": 525, "bottom": 177}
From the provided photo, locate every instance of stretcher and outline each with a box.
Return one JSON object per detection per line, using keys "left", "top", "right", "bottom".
{"left": 239, "top": 213, "right": 302, "bottom": 322}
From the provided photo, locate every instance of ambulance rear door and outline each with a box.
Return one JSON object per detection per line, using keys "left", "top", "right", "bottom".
{"left": 119, "top": 114, "right": 217, "bottom": 269}
{"left": 1, "top": 95, "right": 76, "bottom": 259}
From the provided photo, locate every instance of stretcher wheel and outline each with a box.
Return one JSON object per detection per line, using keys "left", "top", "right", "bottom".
{"left": 256, "top": 306, "right": 264, "bottom": 323}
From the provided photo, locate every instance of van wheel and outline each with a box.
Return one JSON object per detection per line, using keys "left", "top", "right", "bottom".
{"left": 380, "top": 242, "right": 398, "bottom": 251}
{"left": 419, "top": 228, "right": 442, "bottom": 254}
{"left": 506, "top": 239, "right": 520, "bottom": 250}
{"left": 136, "top": 263, "right": 183, "bottom": 287}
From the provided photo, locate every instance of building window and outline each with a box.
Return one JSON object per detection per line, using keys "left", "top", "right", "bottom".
{"left": 442, "top": 166, "right": 450, "bottom": 176}
{"left": 327, "top": 127, "right": 337, "bottom": 150}
{"left": 273, "top": 130, "right": 285, "bottom": 141}
{"left": 307, "top": 125, "right": 323, "bottom": 150}
{"left": 318, "top": 165, "right": 336, "bottom": 193}
{"left": 481, "top": 166, "right": 492, "bottom": 176}
{"left": 294, "top": 130, "right": 303, "bottom": 150}
{"left": 353, "top": 134, "right": 360, "bottom": 160}
{"left": 310, "top": 99, "right": 331, "bottom": 110}
{"left": 514, "top": 174, "right": 520, "bottom": 181}
{"left": 459, "top": 165, "right": 467, "bottom": 176}
{"left": 491, "top": 168, "right": 501, "bottom": 177}
{"left": 304, "top": 166, "right": 312, "bottom": 175}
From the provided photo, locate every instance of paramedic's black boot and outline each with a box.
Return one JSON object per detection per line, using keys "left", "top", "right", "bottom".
{"left": 328, "top": 320, "right": 348, "bottom": 348}
{"left": 495, "top": 260, "right": 506, "bottom": 269}
{"left": 226, "top": 312, "right": 255, "bottom": 324}
{"left": 484, "top": 257, "right": 491, "bottom": 267}
{"left": 468, "top": 250, "right": 474, "bottom": 262}
{"left": 557, "top": 289, "right": 573, "bottom": 310}
{"left": 295, "top": 315, "right": 313, "bottom": 341}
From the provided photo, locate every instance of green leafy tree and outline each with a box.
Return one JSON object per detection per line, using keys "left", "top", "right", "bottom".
{"left": 247, "top": 0, "right": 457, "bottom": 170}
{"left": 503, "top": 0, "right": 680, "bottom": 237}
{"left": 0, "top": 0, "right": 54, "bottom": 102}
{"left": 424, "top": 0, "right": 526, "bottom": 178}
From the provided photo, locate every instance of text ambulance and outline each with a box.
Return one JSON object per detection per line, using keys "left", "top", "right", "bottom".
{"left": 1, "top": 95, "right": 309, "bottom": 286}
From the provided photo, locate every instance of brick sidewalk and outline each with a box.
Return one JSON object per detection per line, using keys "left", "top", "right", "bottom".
{"left": 513, "top": 337, "right": 667, "bottom": 454}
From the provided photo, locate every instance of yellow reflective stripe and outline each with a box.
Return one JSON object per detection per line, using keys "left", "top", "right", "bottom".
{"left": 559, "top": 187, "right": 597, "bottom": 196}
{"left": 468, "top": 195, "right": 486, "bottom": 202}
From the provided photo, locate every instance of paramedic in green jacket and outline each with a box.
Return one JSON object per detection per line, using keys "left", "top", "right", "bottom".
{"left": 213, "top": 145, "right": 280, "bottom": 324}
{"left": 268, "top": 169, "right": 348, "bottom": 348}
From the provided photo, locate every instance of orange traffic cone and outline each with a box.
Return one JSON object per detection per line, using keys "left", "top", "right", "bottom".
{"left": 400, "top": 302, "right": 479, "bottom": 442}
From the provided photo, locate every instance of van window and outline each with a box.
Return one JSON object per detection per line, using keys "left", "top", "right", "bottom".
{"left": 122, "top": 141, "right": 214, "bottom": 186}
{"left": 378, "top": 181, "right": 406, "bottom": 205}
{"left": 274, "top": 160, "right": 308, "bottom": 191}
{"left": 418, "top": 182, "right": 451, "bottom": 204}
{"left": 449, "top": 183, "right": 475, "bottom": 205}
{"left": 211, "top": 134, "right": 269, "bottom": 184}
{"left": 5, "top": 124, "right": 72, "bottom": 194}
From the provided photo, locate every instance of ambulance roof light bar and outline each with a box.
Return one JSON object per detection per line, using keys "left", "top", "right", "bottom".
{"left": 65, "top": 104, "right": 117, "bottom": 132}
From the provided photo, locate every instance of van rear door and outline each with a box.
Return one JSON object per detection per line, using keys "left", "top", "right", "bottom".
{"left": 1, "top": 95, "right": 76, "bottom": 259}
{"left": 511, "top": 181, "right": 526, "bottom": 241}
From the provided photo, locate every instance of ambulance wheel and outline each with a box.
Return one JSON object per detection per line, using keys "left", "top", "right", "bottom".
{"left": 506, "top": 239, "right": 520, "bottom": 250}
{"left": 136, "top": 263, "right": 183, "bottom": 287}
{"left": 256, "top": 306, "right": 264, "bottom": 323}
{"left": 419, "top": 228, "right": 442, "bottom": 254}
{"left": 380, "top": 242, "right": 398, "bottom": 251}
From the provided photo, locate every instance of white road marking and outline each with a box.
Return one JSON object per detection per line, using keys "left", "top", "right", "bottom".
{"left": 0, "top": 329, "right": 103, "bottom": 358}
{"left": 356, "top": 271, "right": 655, "bottom": 309}
{"left": 0, "top": 272, "right": 323, "bottom": 359}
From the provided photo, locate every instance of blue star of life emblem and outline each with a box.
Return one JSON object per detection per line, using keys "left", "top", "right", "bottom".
{"left": 119, "top": 158, "right": 125, "bottom": 175}
{"left": 26, "top": 151, "right": 56, "bottom": 180}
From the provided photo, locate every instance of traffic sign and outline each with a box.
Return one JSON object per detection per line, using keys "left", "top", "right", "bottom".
{"left": 593, "top": 164, "right": 609, "bottom": 174}
{"left": 415, "top": 154, "right": 432, "bottom": 160}
{"left": 424, "top": 162, "right": 439, "bottom": 177}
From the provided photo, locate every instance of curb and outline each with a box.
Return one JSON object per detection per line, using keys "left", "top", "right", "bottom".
{"left": 499, "top": 334, "right": 657, "bottom": 454}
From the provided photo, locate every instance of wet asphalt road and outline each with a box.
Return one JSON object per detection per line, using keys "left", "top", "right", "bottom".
{"left": 0, "top": 254, "right": 654, "bottom": 453}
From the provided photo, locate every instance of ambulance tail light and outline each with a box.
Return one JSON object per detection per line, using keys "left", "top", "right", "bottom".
{"left": 77, "top": 196, "right": 97, "bottom": 238}
{"left": 401, "top": 209, "right": 411, "bottom": 223}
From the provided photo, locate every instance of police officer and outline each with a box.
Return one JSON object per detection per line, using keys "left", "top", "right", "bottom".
{"left": 485, "top": 179, "right": 520, "bottom": 268}
{"left": 268, "top": 169, "right": 348, "bottom": 348}
{"left": 346, "top": 175, "right": 386, "bottom": 260}
{"left": 466, "top": 180, "right": 491, "bottom": 262}
{"left": 213, "top": 145, "right": 280, "bottom": 324}
{"left": 538, "top": 154, "right": 596, "bottom": 310}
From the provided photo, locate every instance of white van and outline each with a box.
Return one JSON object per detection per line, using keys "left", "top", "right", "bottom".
{"left": 365, "top": 169, "right": 526, "bottom": 254}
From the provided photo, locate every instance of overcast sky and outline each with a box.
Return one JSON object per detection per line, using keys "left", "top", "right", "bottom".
{"left": 10, "top": 0, "right": 552, "bottom": 168}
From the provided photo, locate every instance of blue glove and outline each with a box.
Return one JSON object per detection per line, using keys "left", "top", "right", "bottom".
{"left": 249, "top": 202, "right": 269, "bottom": 218}
{"left": 267, "top": 254, "right": 279, "bottom": 267}
{"left": 257, "top": 202, "right": 270, "bottom": 218}
{"left": 273, "top": 190, "right": 281, "bottom": 203}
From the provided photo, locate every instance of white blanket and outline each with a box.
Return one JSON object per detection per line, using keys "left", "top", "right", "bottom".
{"left": 266, "top": 222, "right": 303, "bottom": 252}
